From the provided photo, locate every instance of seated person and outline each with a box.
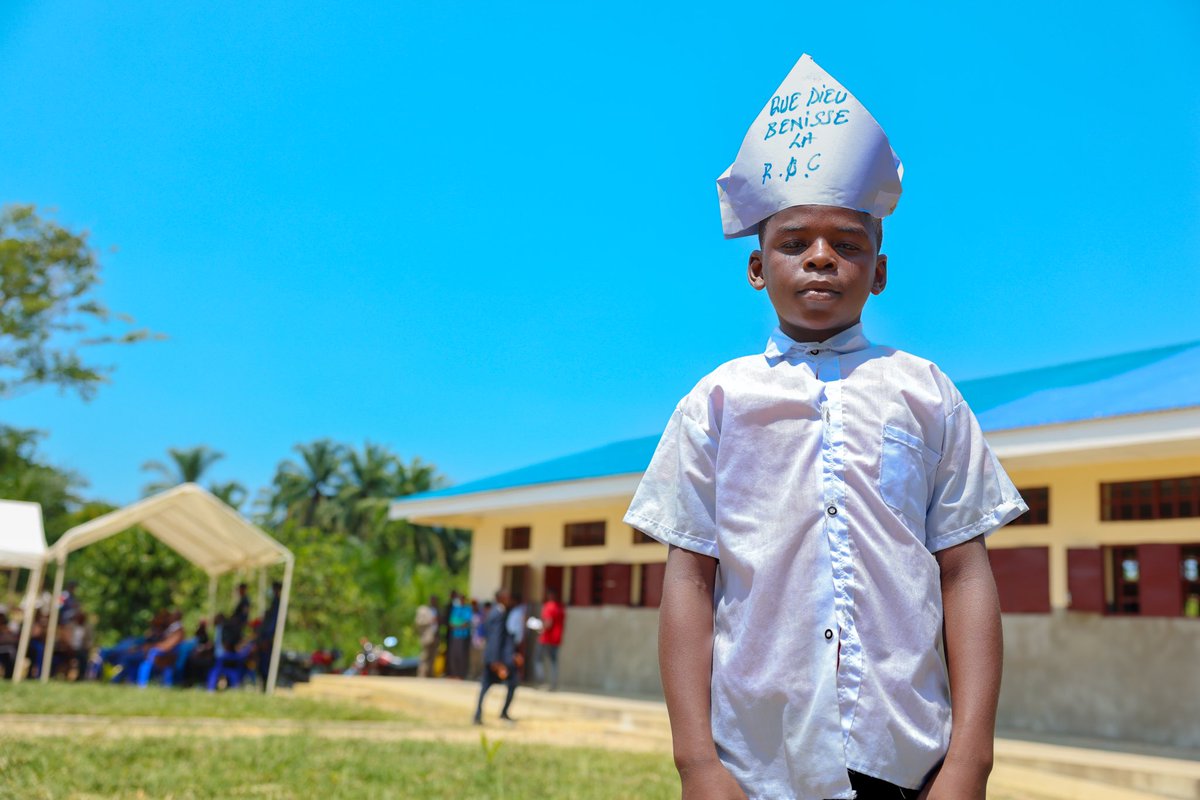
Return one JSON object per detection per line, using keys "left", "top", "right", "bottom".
{"left": 137, "top": 610, "right": 187, "bottom": 686}
{"left": 0, "top": 611, "right": 17, "bottom": 679}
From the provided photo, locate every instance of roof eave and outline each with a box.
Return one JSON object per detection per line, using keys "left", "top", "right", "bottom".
{"left": 389, "top": 472, "right": 644, "bottom": 525}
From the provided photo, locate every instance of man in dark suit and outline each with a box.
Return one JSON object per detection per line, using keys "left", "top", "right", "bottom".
{"left": 472, "top": 588, "right": 518, "bottom": 724}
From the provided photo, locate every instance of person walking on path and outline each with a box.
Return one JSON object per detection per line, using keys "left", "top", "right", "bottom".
{"left": 473, "top": 589, "right": 518, "bottom": 724}
{"left": 537, "top": 589, "right": 565, "bottom": 691}
{"left": 446, "top": 592, "right": 472, "bottom": 679}
{"left": 415, "top": 595, "right": 439, "bottom": 678}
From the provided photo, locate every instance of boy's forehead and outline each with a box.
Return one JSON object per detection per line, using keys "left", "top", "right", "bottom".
{"left": 764, "top": 205, "right": 874, "bottom": 232}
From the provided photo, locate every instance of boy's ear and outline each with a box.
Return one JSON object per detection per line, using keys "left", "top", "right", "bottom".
{"left": 871, "top": 254, "right": 887, "bottom": 295}
{"left": 748, "top": 250, "right": 767, "bottom": 291}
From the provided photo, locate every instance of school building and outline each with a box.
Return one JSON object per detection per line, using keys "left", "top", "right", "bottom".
{"left": 390, "top": 339, "right": 1200, "bottom": 748}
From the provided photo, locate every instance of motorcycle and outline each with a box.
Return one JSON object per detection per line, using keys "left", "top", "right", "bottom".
{"left": 346, "top": 637, "right": 418, "bottom": 677}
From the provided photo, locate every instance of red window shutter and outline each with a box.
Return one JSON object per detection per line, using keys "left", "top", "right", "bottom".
{"left": 641, "top": 562, "right": 667, "bottom": 608}
{"left": 987, "top": 547, "right": 1050, "bottom": 613}
{"left": 601, "top": 563, "right": 632, "bottom": 606}
{"left": 1138, "top": 543, "right": 1183, "bottom": 616}
{"left": 570, "top": 564, "right": 594, "bottom": 607}
{"left": 543, "top": 565, "right": 564, "bottom": 601}
{"left": 1067, "top": 548, "right": 1105, "bottom": 612}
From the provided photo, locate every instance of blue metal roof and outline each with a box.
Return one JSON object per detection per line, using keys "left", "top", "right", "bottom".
{"left": 399, "top": 340, "right": 1200, "bottom": 503}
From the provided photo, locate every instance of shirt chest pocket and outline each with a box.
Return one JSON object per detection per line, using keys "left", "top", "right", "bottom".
{"left": 880, "top": 424, "right": 941, "bottom": 525}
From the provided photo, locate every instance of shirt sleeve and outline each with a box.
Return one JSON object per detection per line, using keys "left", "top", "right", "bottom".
{"left": 623, "top": 405, "right": 719, "bottom": 558}
{"left": 925, "top": 399, "right": 1028, "bottom": 553}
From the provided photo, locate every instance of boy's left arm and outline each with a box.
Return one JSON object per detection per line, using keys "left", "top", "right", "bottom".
{"left": 922, "top": 534, "right": 1001, "bottom": 800}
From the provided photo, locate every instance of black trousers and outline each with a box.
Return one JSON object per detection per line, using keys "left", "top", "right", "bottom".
{"left": 837, "top": 770, "right": 915, "bottom": 799}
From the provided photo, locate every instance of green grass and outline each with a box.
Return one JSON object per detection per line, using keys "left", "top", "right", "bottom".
{"left": 0, "top": 681, "right": 404, "bottom": 722}
{"left": 0, "top": 734, "right": 679, "bottom": 799}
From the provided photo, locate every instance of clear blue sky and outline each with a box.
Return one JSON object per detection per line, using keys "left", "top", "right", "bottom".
{"left": 2, "top": 1, "right": 1197, "bottom": 507}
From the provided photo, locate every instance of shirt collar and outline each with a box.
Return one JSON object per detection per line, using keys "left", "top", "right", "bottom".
{"left": 763, "top": 323, "right": 871, "bottom": 361}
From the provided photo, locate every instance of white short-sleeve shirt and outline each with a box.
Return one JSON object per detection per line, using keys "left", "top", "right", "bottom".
{"left": 624, "top": 324, "right": 1026, "bottom": 800}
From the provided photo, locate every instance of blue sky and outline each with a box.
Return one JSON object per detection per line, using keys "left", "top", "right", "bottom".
{"left": 2, "top": 1, "right": 1197, "bottom": 507}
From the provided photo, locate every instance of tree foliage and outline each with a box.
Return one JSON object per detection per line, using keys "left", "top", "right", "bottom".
{"left": 0, "top": 204, "right": 162, "bottom": 400}
{"left": 141, "top": 445, "right": 247, "bottom": 509}
{"left": 0, "top": 425, "right": 85, "bottom": 542}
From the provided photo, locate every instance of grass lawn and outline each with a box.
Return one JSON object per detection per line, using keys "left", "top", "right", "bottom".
{"left": 0, "top": 682, "right": 679, "bottom": 799}
{"left": 0, "top": 681, "right": 404, "bottom": 721}
{"left": 0, "top": 734, "right": 679, "bottom": 800}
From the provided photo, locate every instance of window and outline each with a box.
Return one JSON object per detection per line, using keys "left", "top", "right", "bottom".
{"left": 632, "top": 527, "right": 661, "bottom": 545}
{"left": 1111, "top": 546, "right": 1141, "bottom": 614}
{"left": 1102, "top": 476, "right": 1200, "bottom": 521}
{"left": 640, "top": 562, "right": 667, "bottom": 608}
{"left": 1102, "top": 543, "right": 1200, "bottom": 617}
{"left": 564, "top": 520, "right": 606, "bottom": 548}
{"left": 568, "top": 563, "right": 631, "bottom": 606}
{"left": 503, "top": 526, "right": 531, "bottom": 551}
{"left": 501, "top": 564, "right": 530, "bottom": 601}
{"left": 1184, "top": 547, "right": 1200, "bottom": 618}
{"left": 1009, "top": 487, "right": 1050, "bottom": 526}
{"left": 987, "top": 547, "right": 1050, "bottom": 612}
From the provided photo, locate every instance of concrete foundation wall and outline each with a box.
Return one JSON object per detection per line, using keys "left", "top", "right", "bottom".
{"left": 557, "top": 606, "right": 663, "bottom": 697}
{"left": 999, "top": 612, "right": 1200, "bottom": 748}
{"left": 553, "top": 607, "right": 1200, "bottom": 749}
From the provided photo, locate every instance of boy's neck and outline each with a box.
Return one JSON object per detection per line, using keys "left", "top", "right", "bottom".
{"left": 777, "top": 317, "right": 862, "bottom": 344}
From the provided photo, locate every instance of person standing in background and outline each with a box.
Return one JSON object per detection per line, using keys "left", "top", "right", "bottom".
{"left": 447, "top": 592, "right": 472, "bottom": 679}
{"left": 414, "top": 594, "right": 439, "bottom": 678}
{"left": 537, "top": 589, "right": 565, "bottom": 691}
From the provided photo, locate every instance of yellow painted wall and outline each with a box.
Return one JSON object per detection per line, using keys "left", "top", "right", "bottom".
{"left": 464, "top": 454, "right": 1199, "bottom": 611}
{"left": 467, "top": 499, "right": 667, "bottom": 602}
{"left": 997, "top": 454, "right": 1200, "bottom": 609}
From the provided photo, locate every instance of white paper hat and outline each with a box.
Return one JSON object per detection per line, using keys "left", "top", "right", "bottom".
{"left": 716, "top": 54, "right": 903, "bottom": 239}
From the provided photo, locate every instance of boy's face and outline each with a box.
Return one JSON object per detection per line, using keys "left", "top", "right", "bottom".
{"left": 749, "top": 205, "right": 886, "bottom": 343}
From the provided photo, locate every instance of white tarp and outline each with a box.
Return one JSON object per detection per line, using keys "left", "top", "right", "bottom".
{"left": 49, "top": 482, "right": 289, "bottom": 574}
{"left": 41, "top": 483, "right": 295, "bottom": 694}
{"left": 0, "top": 499, "right": 46, "bottom": 570}
{"left": 0, "top": 499, "right": 47, "bottom": 684}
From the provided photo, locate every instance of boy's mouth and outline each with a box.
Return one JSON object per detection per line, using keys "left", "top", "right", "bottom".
{"left": 799, "top": 286, "right": 840, "bottom": 300}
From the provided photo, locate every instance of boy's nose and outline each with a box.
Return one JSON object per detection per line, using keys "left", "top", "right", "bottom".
{"left": 803, "top": 239, "right": 836, "bottom": 270}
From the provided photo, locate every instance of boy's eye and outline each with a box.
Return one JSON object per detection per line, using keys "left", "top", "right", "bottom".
{"left": 836, "top": 242, "right": 860, "bottom": 252}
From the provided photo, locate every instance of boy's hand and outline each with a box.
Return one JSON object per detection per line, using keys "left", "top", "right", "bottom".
{"left": 679, "top": 759, "right": 749, "bottom": 800}
{"left": 916, "top": 760, "right": 989, "bottom": 800}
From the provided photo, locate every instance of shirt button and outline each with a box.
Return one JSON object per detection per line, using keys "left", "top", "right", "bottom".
{"left": 826, "top": 506, "right": 838, "bottom": 516}
{"left": 809, "top": 349, "right": 820, "bottom": 355}
{"left": 824, "top": 629, "right": 834, "bottom": 640}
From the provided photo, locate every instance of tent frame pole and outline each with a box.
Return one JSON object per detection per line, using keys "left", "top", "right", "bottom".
{"left": 265, "top": 555, "right": 293, "bottom": 695}
{"left": 207, "top": 575, "right": 218, "bottom": 628}
{"left": 257, "top": 567, "right": 267, "bottom": 619}
{"left": 41, "top": 556, "right": 67, "bottom": 682}
{"left": 12, "top": 563, "right": 43, "bottom": 684}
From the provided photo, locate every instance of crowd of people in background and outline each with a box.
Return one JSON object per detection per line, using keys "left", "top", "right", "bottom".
{"left": 0, "top": 579, "right": 283, "bottom": 691}
{"left": 413, "top": 587, "right": 567, "bottom": 724}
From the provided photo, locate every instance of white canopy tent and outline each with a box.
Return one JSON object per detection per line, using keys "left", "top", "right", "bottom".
{"left": 43, "top": 483, "right": 295, "bottom": 694}
{"left": 0, "top": 499, "right": 47, "bottom": 683}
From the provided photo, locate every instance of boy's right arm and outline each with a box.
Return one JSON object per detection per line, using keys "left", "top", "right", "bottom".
{"left": 660, "top": 544, "right": 748, "bottom": 800}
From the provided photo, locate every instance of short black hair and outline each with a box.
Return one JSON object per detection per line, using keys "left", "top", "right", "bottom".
{"left": 758, "top": 212, "right": 884, "bottom": 252}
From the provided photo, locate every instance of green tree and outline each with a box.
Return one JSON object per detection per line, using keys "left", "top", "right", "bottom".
{"left": 338, "top": 442, "right": 399, "bottom": 539}
{"left": 266, "top": 439, "right": 345, "bottom": 528}
{"left": 208, "top": 479, "right": 248, "bottom": 511}
{"left": 141, "top": 445, "right": 226, "bottom": 495}
{"left": 0, "top": 204, "right": 162, "bottom": 400}
{"left": 0, "top": 425, "right": 84, "bottom": 542}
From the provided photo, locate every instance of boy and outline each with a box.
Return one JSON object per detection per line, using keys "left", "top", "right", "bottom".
{"left": 625, "top": 55, "right": 1026, "bottom": 800}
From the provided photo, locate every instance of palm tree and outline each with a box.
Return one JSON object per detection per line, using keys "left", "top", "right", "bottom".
{"left": 209, "top": 479, "right": 248, "bottom": 511}
{"left": 268, "top": 439, "right": 346, "bottom": 528}
{"left": 141, "top": 446, "right": 224, "bottom": 495}
{"left": 339, "top": 442, "right": 400, "bottom": 539}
